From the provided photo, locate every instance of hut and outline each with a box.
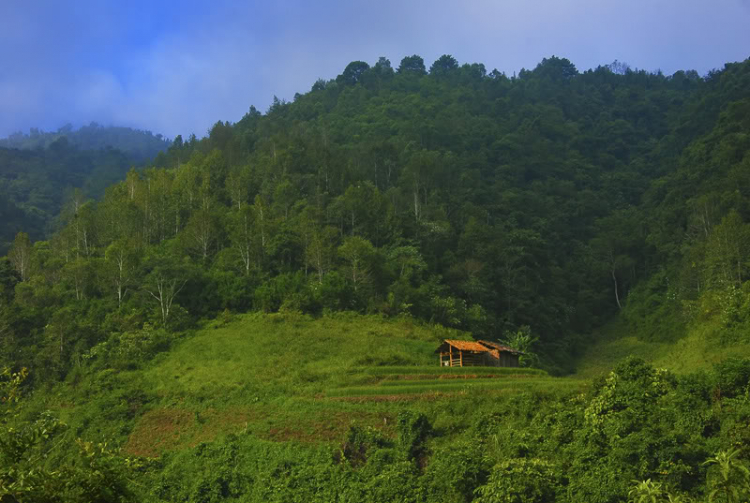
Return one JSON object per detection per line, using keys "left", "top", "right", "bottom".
{"left": 477, "top": 340, "right": 523, "bottom": 368}
{"left": 435, "top": 339, "right": 522, "bottom": 368}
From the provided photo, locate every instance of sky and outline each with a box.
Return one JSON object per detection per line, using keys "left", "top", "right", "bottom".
{"left": 1, "top": 0, "right": 749, "bottom": 140}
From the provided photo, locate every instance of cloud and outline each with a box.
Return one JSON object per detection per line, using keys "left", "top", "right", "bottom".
{"left": 1, "top": 0, "right": 749, "bottom": 139}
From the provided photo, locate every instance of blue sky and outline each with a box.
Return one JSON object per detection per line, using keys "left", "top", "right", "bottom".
{"left": 1, "top": 0, "right": 749, "bottom": 140}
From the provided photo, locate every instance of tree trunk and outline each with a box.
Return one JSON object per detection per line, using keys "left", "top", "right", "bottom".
{"left": 612, "top": 266, "right": 622, "bottom": 310}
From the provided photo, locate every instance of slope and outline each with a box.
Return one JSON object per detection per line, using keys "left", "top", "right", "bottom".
{"left": 38, "top": 312, "right": 579, "bottom": 459}
{"left": 14, "top": 310, "right": 750, "bottom": 503}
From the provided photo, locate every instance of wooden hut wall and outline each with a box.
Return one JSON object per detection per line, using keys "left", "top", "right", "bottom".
{"left": 500, "top": 352, "right": 520, "bottom": 367}
{"left": 460, "top": 352, "right": 485, "bottom": 367}
{"left": 482, "top": 351, "right": 501, "bottom": 367}
{"left": 439, "top": 350, "right": 487, "bottom": 367}
{"left": 440, "top": 353, "right": 462, "bottom": 367}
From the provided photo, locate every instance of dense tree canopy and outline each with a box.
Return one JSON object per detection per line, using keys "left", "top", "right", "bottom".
{"left": 2, "top": 54, "right": 750, "bottom": 377}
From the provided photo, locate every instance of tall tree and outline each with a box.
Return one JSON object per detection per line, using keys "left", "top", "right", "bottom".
{"left": 398, "top": 55, "right": 427, "bottom": 75}
{"left": 338, "top": 236, "right": 375, "bottom": 292}
{"left": 104, "top": 239, "right": 141, "bottom": 309}
{"left": 144, "top": 249, "right": 188, "bottom": 327}
{"left": 8, "top": 232, "right": 32, "bottom": 282}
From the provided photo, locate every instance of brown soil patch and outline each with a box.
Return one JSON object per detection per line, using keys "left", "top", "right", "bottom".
{"left": 124, "top": 408, "right": 196, "bottom": 457}
{"left": 124, "top": 407, "right": 256, "bottom": 457}
{"left": 125, "top": 407, "right": 396, "bottom": 456}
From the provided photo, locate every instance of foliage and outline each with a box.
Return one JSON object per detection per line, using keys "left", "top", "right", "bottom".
{"left": 501, "top": 325, "right": 539, "bottom": 367}
{"left": 3, "top": 55, "right": 750, "bottom": 381}
{"left": 0, "top": 125, "right": 168, "bottom": 255}
{"left": 2, "top": 315, "right": 750, "bottom": 501}
{"left": 473, "top": 458, "right": 561, "bottom": 503}
{"left": 704, "top": 449, "right": 750, "bottom": 503}
{"left": 1, "top": 367, "right": 138, "bottom": 502}
{"left": 396, "top": 410, "right": 432, "bottom": 460}
{"left": 2, "top": 53, "right": 750, "bottom": 502}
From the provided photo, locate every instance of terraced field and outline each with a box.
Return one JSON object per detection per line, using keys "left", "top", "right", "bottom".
{"left": 44, "top": 313, "right": 588, "bottom": 457}
{"left": 328, "top": 366, "right": 585, "bottom": 398}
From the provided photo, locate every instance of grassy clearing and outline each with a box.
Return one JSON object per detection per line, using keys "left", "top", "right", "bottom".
{"left": 36, "top": 312, "right": 581, "bottom": 457}
{"left": 141, "top": 312, "right": 461, "bottom": 401}
{"left": 574, "top": 315, "right": 750, "bottom": 378}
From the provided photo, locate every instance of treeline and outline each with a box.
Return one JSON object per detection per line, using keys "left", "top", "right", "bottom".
{"left": 2, "top": 54, "right": 750, "bottom": 377}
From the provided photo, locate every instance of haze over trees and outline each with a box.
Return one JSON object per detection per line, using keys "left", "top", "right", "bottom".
{"left": 0, "top": 124, "right": 169, "bottom": 254}
{"left": 0, "top": 122, "right": 168, "bottom": 161}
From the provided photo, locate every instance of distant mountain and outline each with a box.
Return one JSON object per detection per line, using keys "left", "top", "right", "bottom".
{"left": 0, "top": 122, "right": 169, "bottom": 163}
{"left": 0, "top": 124, "right": 169, "bottom": 254}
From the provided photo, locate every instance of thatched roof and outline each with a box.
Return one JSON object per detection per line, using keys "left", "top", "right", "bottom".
{"left": 478, "top": 340, "right": 524, "bottom": 355}
{"left": 435, "top": 339, "right": 523, "bottom": 354}
{"left": 435, "top": 339, "right": 489, "bottom": 353}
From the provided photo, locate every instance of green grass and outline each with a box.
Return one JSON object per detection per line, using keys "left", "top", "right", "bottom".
{"left": 349, "top": 366, "right": 546, "bottom": 377}
{"left": 40, "top": 308, "right": 748, "bottom": 459}
{"left": 21, "top": 310, "right": 634, "bottom": 462}
{"left": 377, "top": 376, "right": 542, "bottom": 387}
{"left": 574, "top": 314, "right": 750, "bottom": 379}
{"left": 43, "top": 311, "right": 578, "bottom": 457}
{"left": 142, "top": 312, "right": 460, "bottom": 400}
{"left": 327, "top": 378, "right": 585, "bottom": 397}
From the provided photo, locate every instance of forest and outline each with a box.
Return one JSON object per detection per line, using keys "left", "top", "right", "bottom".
{"left": 1, "top": 54, "right": 750, "bottom": 502}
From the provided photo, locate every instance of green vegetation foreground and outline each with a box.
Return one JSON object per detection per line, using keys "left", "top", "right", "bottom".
{"left": 3, "top": 313, "right": 750, "bottom": 502}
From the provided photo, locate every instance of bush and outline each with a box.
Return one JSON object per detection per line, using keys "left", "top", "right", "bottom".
{"left": 714, "top": 358, "right": 750, "bottom": 398}
{"left": 253, "top": 272, "right": 316, "bottom": 313}
{"left": 397, "top": 410, "right": 432, "bottom": 461}
{"left": 474, "top": 458, "right": 561, "bottom": 503}
{"left": 420, "top": 441, "right": 488, "bottom": 502}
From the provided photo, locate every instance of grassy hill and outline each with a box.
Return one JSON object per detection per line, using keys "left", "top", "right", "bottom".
{"left": 37, "top": 309, "right": 750, "bottom": 460}
{"left": 34, "top": 312, "right": 581, "bottom": 459}
{"left": 29, "top": 308, "right": 750, "bottom": 460}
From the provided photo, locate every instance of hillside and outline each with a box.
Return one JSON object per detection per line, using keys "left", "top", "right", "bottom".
{"left": 575, "top": 310, "right": 750, "bottom": 378}
{"left": 5, "top": 312, "right": 749, "bottom": 502}
{"left": 40, "top": 311, "right": 747, "bottom": 460}
{"left": 3, "top": 55, "right": 750, "bottom": 380}
{"left": 41, "top": 314, "right": 561, "bottom": 455}
{"left": 3, "top": 54, "right": 750, "bottom": 502}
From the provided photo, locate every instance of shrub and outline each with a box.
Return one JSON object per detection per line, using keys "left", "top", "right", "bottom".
{"left": 473, "top": 458, "right": 561, "bottom": 503}
{"left": 713, "top": 358, "right": 750, "bottom": 398}
{"left": 420, "top": 441, "right": 488, "bottom": 502}
{"left": 397, "top": 410, "right": 433, "bottom": 461}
